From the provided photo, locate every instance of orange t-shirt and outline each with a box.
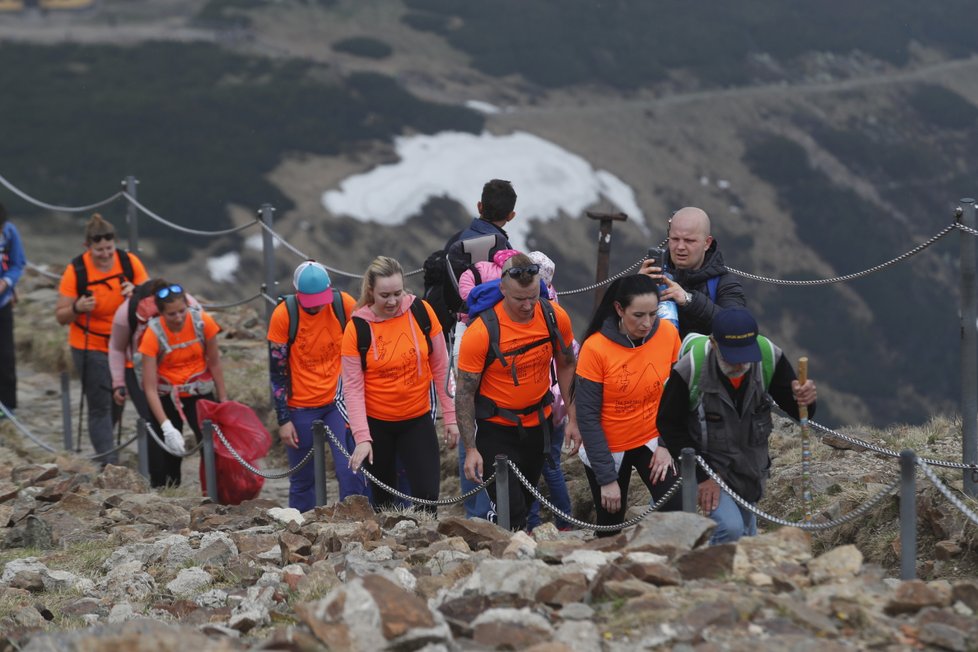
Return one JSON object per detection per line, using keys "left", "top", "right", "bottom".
{"left": 139, "top": 309, "right": 220, "bottom": 391}
{"left": 576, "top": 321, "right": 681, "bottom": 451}
{"left": 340, "top": 300, "right": 443, "bottom": 422}
{"left": 267, "top": 292, "right": 356, "bottom": 408}
{"left": 59, "top": 251, "right": 149, "bottom": 352}
{"left": 458, "top": 301, "right": 574, "bottom": 427}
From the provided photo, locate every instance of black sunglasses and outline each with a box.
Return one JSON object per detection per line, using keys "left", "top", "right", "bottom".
{"left": 90, "top": 233, "right": 115, "bottom": 243}
{"left": 156, "top": 284, "right": 184, "bottom": 300}
{"left": 504, "top": 264, "right": 540, "bottom": 279}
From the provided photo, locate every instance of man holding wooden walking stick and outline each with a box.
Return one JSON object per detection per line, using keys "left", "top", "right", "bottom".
{"left": 657, "top": 308, "right": 818, "bottom": 544}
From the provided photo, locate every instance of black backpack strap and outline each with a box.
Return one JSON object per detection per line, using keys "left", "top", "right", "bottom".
{"left": 478, "top": 308, "right": 507, "bottom": 374}
{"left": 409, "top": 299, "right": 433, "bottom": 355}
{"left": 117, "top": 250, "right": 134, "bottom": 283}
{"left": 332, "top": 291, "right": 347, "bottom": 328}
{"left": 353, "top": 316, "right": 371, "bottom": 371}
{"left": 71, "top": 254, "right": 87, "bottom": 297}
{"left": 539, "top": 297, "right": 572, "bottom": 360}
{"left": 284, "top": 294, "right": 300, "bottom": 348}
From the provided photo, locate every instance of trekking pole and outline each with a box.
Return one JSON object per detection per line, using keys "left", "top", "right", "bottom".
{"left": 136, "top": 418, "right": 149, "bottom": 479}
{"left": 797, "top": 357, "right": 813, "bottom": 522}
{"left": 76, "top": 314, "right": 90, "bottom": 453}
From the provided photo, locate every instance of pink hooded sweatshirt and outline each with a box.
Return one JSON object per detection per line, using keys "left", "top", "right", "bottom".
{"left": 341, "top": 294, "right": 455, "bottom": 444}
{"left": 457, "top": 249, "right": 521, "bottom": 321}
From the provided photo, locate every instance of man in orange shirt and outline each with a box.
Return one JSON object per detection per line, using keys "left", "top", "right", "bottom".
{"left": 457, "top": 253, "right": 580, "bottom": 530}
{"left": 268, "top": 261, "right": 367, "bottom": 512}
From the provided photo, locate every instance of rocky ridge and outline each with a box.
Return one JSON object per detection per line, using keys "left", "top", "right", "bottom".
{"left": 1, "top": 453, "right": 977, "bottom": 651}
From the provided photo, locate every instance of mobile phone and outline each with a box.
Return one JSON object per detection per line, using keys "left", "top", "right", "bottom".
{"left": 647, "top": 247, "right": 667, "bottom": 267}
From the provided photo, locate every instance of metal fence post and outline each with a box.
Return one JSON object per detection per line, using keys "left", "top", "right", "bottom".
{"left": 959, "top": 199, "right": 978, "bottom": 498}
{"left": 313, "top": 420, "right": 328, "bottom": 507}
{"left": 899, "top": 450, "right": 917, "bottom": 580}
{"left": 494, "top": 455, "right": 510, "bottom": 531}
{"left": 123, "top": 175, "right": 139, "bottom": 253}
{"left": 681, "top": 448, "right": 698, "bottom": 513}
{"left": 60, "top": 371, "right": 72, "bottom": 451}
{"left": 586, "top": 211, "right": 628, "bottom": 311}
{"left": 136, "top": 418, "right": 149, "bottom": 479}
{"left": 260, "top": 203, "right": 277, "bottom": 323}
{"left": 202, "top": 419, "right": 219, "bottom": 503}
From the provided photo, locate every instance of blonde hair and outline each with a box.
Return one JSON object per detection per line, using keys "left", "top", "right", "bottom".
{"left": 84, "top": 213, "right": 115, "bottom": 244}
{"left": 357, "top": 256, "right": 404, "bottom": 308}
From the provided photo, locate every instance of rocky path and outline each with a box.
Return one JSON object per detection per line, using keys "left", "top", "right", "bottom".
{"left": 7, "top": 358, "right": 296, "bottom": 507}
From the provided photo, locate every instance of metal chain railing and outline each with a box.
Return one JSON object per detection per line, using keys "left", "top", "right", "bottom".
{"left": 727, "top": 223, "right": 957, "bottom": 286}
{"left": 916, "top": 459, "right": 978, "bottom": 528}
{"left": 506, "top": 457, "right": 683, "bottom": 531}
{"left": 122, "top": 192, "right": 257, "bottom": 237}
{"left": 212, "top": 422, "right": 313, "bottom": 479}
{"left": 199, "top": 293, "right": 264, "bottom": 311}
{"left": 955, "top": 222, "right": 978, "bottom": 237}
{"left": 556, "top": 256, "right": 646, "bottom": 296}
{"left": 0, "top": 401, "right": 59, "bottom": 453}
{"left": 26, "top": 261, "right": 62, "bottom": 281}
{"left": 0, "top": 172, "right": 124, "bottom": 213}
{"left": 695, "top": 455, "right": 899, "bottom": 531}
{"left": 145, "top": 421, "right": 204, "bottom": 458}
{"left": 321, "top": 422, "right": 496, "bottom": 506}
{"left": 805, "top": 417, "right": 978, "bottom": 471}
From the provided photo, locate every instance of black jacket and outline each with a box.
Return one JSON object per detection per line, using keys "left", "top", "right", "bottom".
{"left": 667, "top": 240, "right": 746, "bottom": 340}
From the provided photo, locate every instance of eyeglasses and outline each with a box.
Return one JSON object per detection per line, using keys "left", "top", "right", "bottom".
{"left": 90, "top": 233, "right": 115, "bottom": 243}
{"left": 504, "top": 264, "right": 540, "bottom": 279}
{"left": 155, "top": 284, "right": 184, "bottom": 300}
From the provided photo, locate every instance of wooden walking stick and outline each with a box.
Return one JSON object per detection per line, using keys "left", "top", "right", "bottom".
{"left": 797, "top": 357, "right": 812, "bottom": 521}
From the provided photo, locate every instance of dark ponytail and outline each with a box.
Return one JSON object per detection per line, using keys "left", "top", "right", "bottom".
{"left": 582, "top": 274, "right": 660, "bottom": 342}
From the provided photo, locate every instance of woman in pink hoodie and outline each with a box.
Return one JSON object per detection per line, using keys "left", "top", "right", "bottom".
{"left": 341, "top": 256, "right": 458, "bottom": 513}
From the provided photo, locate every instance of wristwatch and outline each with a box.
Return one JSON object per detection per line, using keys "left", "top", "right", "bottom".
{"left": 682, "top": 291, "right": 693, "bottom": 307}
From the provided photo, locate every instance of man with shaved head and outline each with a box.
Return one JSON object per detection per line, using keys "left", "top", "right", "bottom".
{"left": 641, "top": 206, "right": 746, "bottom": 339}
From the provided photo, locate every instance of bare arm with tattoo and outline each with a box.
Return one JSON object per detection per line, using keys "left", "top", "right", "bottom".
{"left": 455, "top": 369, "right": 484, "bottom": 482}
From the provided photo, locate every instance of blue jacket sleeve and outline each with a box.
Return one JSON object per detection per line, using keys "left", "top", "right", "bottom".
{"left": 2, "top": 222, "right": 26, "bottom": 288}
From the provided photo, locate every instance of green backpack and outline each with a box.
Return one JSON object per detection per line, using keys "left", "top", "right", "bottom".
{"left": 679, "top": 333, "right": 777, "bottom": 406}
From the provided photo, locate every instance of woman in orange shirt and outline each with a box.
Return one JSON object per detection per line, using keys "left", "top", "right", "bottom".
{"left": 342, "top": 256, "right": 458, "bottom": 514}
{"left": 55, "top": 214, "right": 149, "bottom": 465}
{"left": 576, "top": 274, "right": 683, "bottom": 536}
{"left": 139, "top": 283, "right": 227, "bottom": 487}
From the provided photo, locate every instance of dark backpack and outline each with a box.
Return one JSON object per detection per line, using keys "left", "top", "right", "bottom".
{"left": 279, "top": 291, "right": 348, "bottom": 349}
{"left": 72, "top": 249, "right": 134, "bottom": 297}
{"left": 351, "top": 299, "right": 433, "bottom": 371}
{"left": 423, "top": 232, "right": 509, "bottom": 335}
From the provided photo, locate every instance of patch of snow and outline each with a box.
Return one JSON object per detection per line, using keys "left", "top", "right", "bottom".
{"left": 465, "top": 100, "right": 501, "bottom": 114}
{"left": 322, "top": 131, "right": 646, "bottom": 251}
{"left": 207, "top": 252, "right": 239, "bottom": 283}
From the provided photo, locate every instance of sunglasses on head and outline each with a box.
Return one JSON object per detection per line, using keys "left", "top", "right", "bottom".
{"left": 155, "top": 284, "right": 184, "bottom": 300}
{"left": 504, "top": 264, "right": 540, "bottom": 279}
{"left": 90, "top": 233, "right": 115, "bottom": 243}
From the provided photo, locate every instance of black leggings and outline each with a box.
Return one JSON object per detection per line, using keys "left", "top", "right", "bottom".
{"left": 366, "top": 413, "right": 440, "bottom": 514}
{"left": 476, "top": 419, "right": 548, "bottom": 531}
{"left": 583, "top": 444, "right": 683, "bottom": 537}
{"left": 146, "top": 393, "right": 211, "bottom": 488}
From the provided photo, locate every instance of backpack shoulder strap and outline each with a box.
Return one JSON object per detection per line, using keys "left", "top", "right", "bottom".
{"left": 539, "top": 297, "right": 571, "bottom": 360}
{"left": 478, "top": 306, "right": 506, "bottom": 373}
{"left": 71, "top": 254, "right": 87, "bottom": 297}
{"left": 332, "top": 291, "right": 347, "bottom": 328}
{"left": 680, "top": 333, "right": 711, "bottom": 407}
{"left": 706, "top": 276, "right": 720, "bottom": 303}
{"left": 117, "top": 250, "right": 134, "bottom": 283}
{"left": 146, "top": 316, "right": 171, "bottom": 356}
{"left": 188, "top": 304, "right": 206, "bottom": 345}
{"left": 410, "top": 299, "right": 433, "bottom": 355}
{"left": 757, "top": 334, "right": 777, "bottom": 390}
{"left": 282, "top": 294, "right": 300, "bottom": 348}
{"left": 352, "top": 316, "right": 371, "bottom": 371}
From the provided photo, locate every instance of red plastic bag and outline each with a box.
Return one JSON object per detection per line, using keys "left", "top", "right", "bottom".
{"left": 196, "top": 399, "right": 272, "bottom": 505}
